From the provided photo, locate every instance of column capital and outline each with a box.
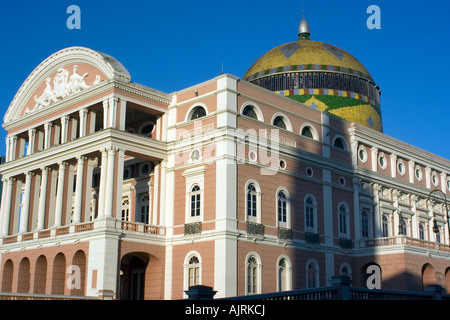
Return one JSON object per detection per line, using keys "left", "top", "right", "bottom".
{"left": 76, "top": 155, "right": 88, "bottom": 162}
{"left": 57, "top": 161, "right": 69, "bottom": 167}
{"left": 79, "top": 108, "right": 88, "bottom": 115}
{"left": 40, "top": 166, "right": 51, "bottom": 173}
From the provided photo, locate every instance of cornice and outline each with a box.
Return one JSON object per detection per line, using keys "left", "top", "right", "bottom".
{"left": 349, "top": 124, "right": 450, "bottom": 172}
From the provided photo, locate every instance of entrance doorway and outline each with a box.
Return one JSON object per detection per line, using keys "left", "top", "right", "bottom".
{"left": 120, "top": 253, "right": 149, "bottom": 300}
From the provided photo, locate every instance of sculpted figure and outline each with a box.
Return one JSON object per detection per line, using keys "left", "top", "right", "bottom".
{"left": 68, "top": 65, "right": 89, "bottom": 93}
{"left": 53, "top": 67, "right": 70, "bottom": 101}
{"left": 33, "top": 77, "right": 54, "bottom": 110}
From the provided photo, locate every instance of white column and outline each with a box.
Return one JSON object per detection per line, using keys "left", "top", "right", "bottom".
{"left": 44, "top": 122, "right": 53, "bottom": 149}
{"left": 104, "top": 147, "right": 116, "bottom": 217}
{"left": 115, "top": 149, "right": 125, "bottom": 219}
{"left": 54, "top": 162, "right": 67, "bottom": 227}
{"left": 119, "top": 99, "right": 127, "bottom": 130}
{"left": 408, "top": 160, "right": 415, "bottom": 184}
{"left": 79, "top": 108, "right": 88, "bottom": 137}
{"left": 102, "top": 100, "right": 109, "bottom": 129}
{"left": 10, "top": 136, "right": 18, "bottom": 161}
{"left": 61, "top": 116, "right": 70, "bottom": 144}
{"left": 19, "top": 172, "right": 33, "bottom": 233}
{"left": 371, "top": 147, "right": 378, "bottom": 172}
{"left": 73, "top": 156, "right": 86, "bottom": 223}
{"left": 109, "top": 97, "right": 118, "bottom": 129}
{"left": 36, "top": 167, "right": 49, "bottom": 230}
{"left": 390, "top": 154, "right": 397, "bottom": 178}
{"left": 27, "top": 129, "right": 36, "bottom": 155}
{"left": 5, "top": 136, "right": 11, "bottom": 162}
{"left": 0, "top": 178, "right": 7, "bottom": 234}
{"left": 425, "top": 166, "right": 432, "bottom": 189}
{"left": 1, "top": 178, "right": 15, "bottom": 235}
{"left": 97, "top": 149, "right": 108, "bottom": 218}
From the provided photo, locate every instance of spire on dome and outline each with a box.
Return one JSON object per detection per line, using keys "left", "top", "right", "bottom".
{"left": 298, "top": 1, "right": 310, "bottom": 40}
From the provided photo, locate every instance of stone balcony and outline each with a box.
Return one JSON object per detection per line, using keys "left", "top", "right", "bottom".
{"left": 0, "top": 218, "right": 165, "bottom": 247}
{"left": 360, "top": 235, "right": 450, "bottom": 253}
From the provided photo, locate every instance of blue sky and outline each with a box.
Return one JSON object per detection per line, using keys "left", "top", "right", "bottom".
{"left": 0, "top": 0, "right": 449, "bottom": 159}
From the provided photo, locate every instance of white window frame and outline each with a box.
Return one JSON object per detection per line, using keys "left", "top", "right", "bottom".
{"left": 139, "top": 194, "right": 150, "bottom": 224}
{"left": 276, "top": 187, "right": 291, "bottom": 229}
{"left": 240, "top": 102, "right": 264, "bottom": 121}
{"left": 183, "top": 251, "right": 202, "bottom": 297}
{"left": 338, "top": 202, "right": 350, "bottom": 239}
{"left": 361, "top": 208, "right": 372, "bottom": 238}
{"left": 306, "top": 259, "right": 319, "bottom": 289}
{"left": 183, "top": 166, "right": 206, "bottom": 223}
{"left": 245, "top": 180, "right": 262, "bottom": 224}
{"left": 245, "top": 252, "right": 262, "bottom": 295}
{"left": 304, "top": 194, "right": 317, "bottom": 233}
{"left": 276, "top": 255, "right": 292, "bottom": 292}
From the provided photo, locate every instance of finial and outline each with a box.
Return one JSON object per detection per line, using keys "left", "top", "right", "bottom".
{"left": 298, "top": 1, "right": 310, "bottom": 40}
{"left": 298, "top": 17, "right": 310, "bottom": 40}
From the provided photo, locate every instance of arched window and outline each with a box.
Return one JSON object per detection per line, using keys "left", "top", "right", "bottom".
{"left": 304, "top": 196, "right": 316, "bottom": 232}
{"left": 273, "top": 115, "right": 287, "bottom": 129}
{"left": 188, "top": 256, "right": 200, "bottom": 288}
{"left": 140, "top": 195, "right": 149, "bottom": 224}
{"left": 301, "top": 124, "right": 319, "bottom": 140}
{"left": 399, "top": 218, "right": 407, "bottom": 236}
{"left": 419, "top": 222, "right": 425, "bottom": 240}
{"left": 277, "top": 256, "right": 292, "bottom": 292}
{"left": 301, "top": 126, "right": 314, "bottom": 139}
{"left": 247, "top": 183, "right": 257, "bottom": 220}
{"left": 122, "top": 199, "right": 130, "bottom": 221}
{"left": 361, "top": 210, "right": 370, "bottom": 238}
{"left": 382, "top": 214, "right": 389, "bottom": 237}
{"left": 242, "top": 105, "right": 258, "bottom": 119}
{"left": 190, "top": 106, "right": 206, "bottom": 120}
{"left": 333, "top": 137, "right": 347, "bottom": 150}
{"left": 277, "top": 190, "right": 288, "bottom": 226}
{"left": 340, "top": 264, "right": 352, "bottom": 279}
{"left": 190, "top": 185, "right": 201, "bottom": 218}
{"left": 246, "top": 254, "right": 261, "bottom": 295}
{"left": 183, "top": 252, "right": 202, "bottom": 295}
{"left": 306, "top": 260, "right": 319, "bottom": 289}
{"left": 338, "top": 204, "right": 349, "bottom": 238}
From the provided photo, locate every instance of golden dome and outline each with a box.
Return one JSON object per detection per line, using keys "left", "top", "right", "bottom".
{"left": 243, "top": 39, "right": 373, "bottom": 82}
{"left": 242, "top": 18, "right": 382, "bottom": 132}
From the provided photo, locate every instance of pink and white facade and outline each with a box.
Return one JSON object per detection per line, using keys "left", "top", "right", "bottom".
{"left": 0, "top": 47, "right": 449, "bottom": 299}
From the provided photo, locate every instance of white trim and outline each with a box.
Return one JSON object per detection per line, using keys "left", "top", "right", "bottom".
{"left": 183, "top": 251, "right": 202, "bottom": 297}
{"left": 271, "top": 112, "right": 292, "bottom": 131}
{"left": 244, "top": 180, "right": 262, "bottom": 224}
{"left": 332, "top": 134, "right": 349, "bottom": 151}
{"left": 300, "top": 123, "right": 319, "bottom": 141}
{"left": 244, "top": 251, "right": 262, "bottom": 295}
{"left": 276, "top": 255, "right": 292, "bottom": 292}
{"left": 275, "top": 187, "right": 291, "bottom": 229}
{"left": 240, "top": 101, "right": 264, "bottom": 122}
{"left": 304, "top": 194, "right": 318, "bottom": 233}
{"left": 338, "top": 201, "right": 350, "bottom": 239}
{"left": 185, "top": 102, "right": 209, "bottom": 122}
{"left": 306, "top": 258, "right": 320, "bottom": 288}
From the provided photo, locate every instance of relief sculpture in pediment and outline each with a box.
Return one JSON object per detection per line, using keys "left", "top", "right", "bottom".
{"left": 26, "top": 65, "right": 100, "bottom": 114}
